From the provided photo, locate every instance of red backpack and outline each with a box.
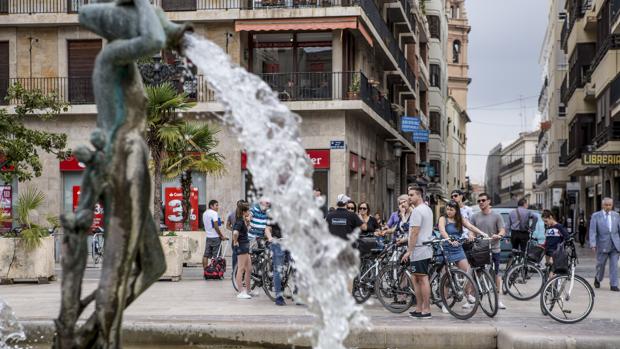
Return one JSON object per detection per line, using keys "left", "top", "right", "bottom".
{"left": 204, "top": 241, "right": 228, "bottom": 280}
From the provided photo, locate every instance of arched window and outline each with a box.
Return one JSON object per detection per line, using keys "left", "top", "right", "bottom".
{"left": 452, "top": 40, "right": 461, "bottom": 63}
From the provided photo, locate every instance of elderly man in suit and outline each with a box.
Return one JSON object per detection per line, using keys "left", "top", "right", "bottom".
{"left": 589, "top": 197, "right": 620, "bottom": 291}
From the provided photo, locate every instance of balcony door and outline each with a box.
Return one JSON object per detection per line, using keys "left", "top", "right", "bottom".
{"left": 251, "top": 32, "right": 333, "bottom": 100}
{"left": 0, "top": 42, "right": 8, "bottom": 105}
{"left": 68, "top": 39, "right": 101, "bottom": 104}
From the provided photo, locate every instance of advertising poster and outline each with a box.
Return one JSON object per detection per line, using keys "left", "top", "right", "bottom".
{"left": 72, "top": 186, "right": 104, "bottom": 231}
{"left": 0, "top": 185, "right": 12, "bottom": 232}
{"left": 164, "top": 187, "right": 199, "bottom": 231}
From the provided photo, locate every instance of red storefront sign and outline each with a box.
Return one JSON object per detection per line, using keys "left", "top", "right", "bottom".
{"left": 241, "top": 149, "right": 330, "bottom": 170}
{"left": 0, "top": 185, "right": 12, "bottom": 232}
{"left": 60, "top": 156, "right": 86, "bottom": 171}
{"left": 72, "top": 186, "right": 104, "bottom": 231}
{"left": 349, "top": 153, "right": 359, "bottom": 172}
{"left": 164, "top": 187, "right": 199, "bottom": 231}
{"left": 361, "top": 158, "right": 367, "bottom": 176}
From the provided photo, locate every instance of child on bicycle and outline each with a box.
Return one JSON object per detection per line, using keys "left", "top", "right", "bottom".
{"left": 541, "top": 210, "right": 570, "bottom": 267}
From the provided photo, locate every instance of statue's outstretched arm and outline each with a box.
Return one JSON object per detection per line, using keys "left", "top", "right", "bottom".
{"left": 98, "top": 0, "right": 166, "bottom": 65}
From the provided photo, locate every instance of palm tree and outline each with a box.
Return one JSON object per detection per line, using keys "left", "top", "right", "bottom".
{"left": 162, "top": 122, "right": 225, "bottom": 230}
{"left": 145, "top": 82, "right": 195, "bottom": 227}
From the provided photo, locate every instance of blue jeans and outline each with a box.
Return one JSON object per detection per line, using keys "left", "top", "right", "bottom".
{"left": 271, "top": 242, "right": 286, "bottom": 298}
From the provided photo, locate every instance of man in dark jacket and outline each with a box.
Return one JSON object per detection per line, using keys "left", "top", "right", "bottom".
{"left": 326, "top": 194, "right": 364, "bottom": 240}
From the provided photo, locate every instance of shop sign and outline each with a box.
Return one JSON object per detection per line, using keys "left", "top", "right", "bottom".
{"left": 361, "top": 158, "right": 367, "bottom": 176}
{"left": 242, "top": 150, "right": 330, "bottom": 170}
{"left": 72, "top": 186, "right": 104, "bottom": 231}
{"left": 60, "top": 156, "right": 86, "bottom": 171}
{"left": 330, "top": 140, "right": 345, "bottom": 150}
{"left": 369, "top": 162, "right": 375, "bottom": 179}
{"left": 0, "top": 186, "right": 12, "bottom": 232}
{"left": 164, "top": 187, "right": 199, "bottom": 231}
{"left": 401, "top": 116, "right": 420, "bottom": 132}
{"left": 349, "top": 153, "right": 359, "bottom": 173}
{"left": 582, "top": 152, "right": 620, "bottom": 167}
{"left": 413, "top": 129, "right": 430, "bottom": 143}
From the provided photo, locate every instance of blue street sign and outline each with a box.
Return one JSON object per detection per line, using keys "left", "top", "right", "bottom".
{"left": 401, "top": 116, "right": 421, "bottom": 132}
{"left": 413, "top": 129, "right": 430, "bottom": 143}
{"left": 330, "top": 140, "right": 345, "bottom": 149}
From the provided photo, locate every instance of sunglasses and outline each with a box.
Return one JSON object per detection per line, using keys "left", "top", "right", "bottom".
{"left": 346, "top": 206, "right": 355, "bottom": 210}
{"left": 359, "top": 207, "right": 368, "bottom": 210}
{"left": 451, "top": 194, "right": 460, "bottom": 198}
{"left": 477, "top": 199, "right": 487, "bottom": 203}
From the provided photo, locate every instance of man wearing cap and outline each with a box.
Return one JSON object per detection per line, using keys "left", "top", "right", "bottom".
{"left": 326, "top": 194, "right": 366, "bottom": 240}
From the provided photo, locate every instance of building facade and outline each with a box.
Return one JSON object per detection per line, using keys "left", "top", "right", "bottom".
{"left": 536, "top": 0, "right": 569, "bottom": 219}
{"left": 485, "top": 143, "right": 502, "bottom": 205}
{"left": 539, "top": 0, "right": 620, "bottom": 232}
{"left": 499, "top": 131, "right": 543, "bottom": 206}
{"left": 425, "top": 0, "right": 450, "bottom": 211}
{"left": 0, "top": 0, "right": 434, "bottom": 224}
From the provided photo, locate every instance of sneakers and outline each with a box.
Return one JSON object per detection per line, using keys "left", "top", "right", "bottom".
{"left": 250, "top": 289, "right": 260, "bottom": 297}
{"left": 441, "top": 305, "right": 449, "bottom": 314}
{"left": 408, "top": 311, "right": 420, "bottom": 318}
{"left": 498, "top": 301, "right": 507, "bottom": 309}
{"left": 462, "top": 302, "right": 474, "bottom": 309}
{"left": 236, "top": 292, "right": 252, "bottom": 299}
{"left": 467, "top": 294, "right": 476, "bottom": 304}
{"left": 275, "top": 296, "right": 286, "bottom": 306}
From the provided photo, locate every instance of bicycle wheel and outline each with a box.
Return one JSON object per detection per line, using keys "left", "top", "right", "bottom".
{"left": 505, "top": 262, "right": 544, "bottom": 301}
{"left": 540, "top": 274, "right": 594, "bottom": 324}
{"left": 440, "top": 269, "right": 479, "bottom": 320}
{"left": 352, "top": 276, "right": 373, "bottom": 304}
{"left": 375, "top": 265, "right": 416, "bottom": 313}
{"left": 429, "top": 270, "right": 444, "bottom": 310}
{"left": 261, "top": 260, "right": 277, "bottom": 302}
{"left": 476, "top": 269, "right": 498, "bottom": 318}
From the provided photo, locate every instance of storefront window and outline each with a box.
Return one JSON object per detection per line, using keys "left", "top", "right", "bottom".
{"left": 312, "top": 170, "right": 329, "bottom": 207}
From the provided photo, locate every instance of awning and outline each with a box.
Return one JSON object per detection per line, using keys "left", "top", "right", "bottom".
{"left": 235, "top": 17, "right": 373, "bottom": 47}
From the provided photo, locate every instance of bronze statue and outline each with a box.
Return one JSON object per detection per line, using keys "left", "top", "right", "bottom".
{"left": 55, "top": 1, "right": 191, "bottom": 348}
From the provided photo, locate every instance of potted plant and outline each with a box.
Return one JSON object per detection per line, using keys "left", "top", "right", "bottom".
{"left": 159, "top": 231, "right": 184, "bottom": 281}
{"left": 0, "top": 187, "right": 56, "bottom": 284}
{"left": 347, "top": 74, "right": 361, "bottom": 99}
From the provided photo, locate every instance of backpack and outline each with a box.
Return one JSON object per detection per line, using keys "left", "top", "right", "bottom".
{"left": 552, "top": 242, "right": 569, "bottom": 274}
{"left": 467, "top": 239, "right": 491, "bottom": 268}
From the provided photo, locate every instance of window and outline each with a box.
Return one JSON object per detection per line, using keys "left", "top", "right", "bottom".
{"left": 0, "top": 41, "right": 8, "bottom": 105}
{"left": 452, "top": 40, "right": 461, "bottom": 63}
{"left": 558, "top": 103, "right": 566, "bottom": 117}
{"left": 428, "top": 15, "right": 440, "bottom": 39}
{"left": 430, "top": 64, "right": 440, "bottom": 88}
{"left": 430, "top": 159, "right": 441, "bottom": 180}
{"left": 252, "top": 32, "right": 332, "bottom": 74}
{"left": 430, "top": 111, "right": 441, "bottom": 135}
{"left": 68, "top": 40, "right": 101, "bottom": 104}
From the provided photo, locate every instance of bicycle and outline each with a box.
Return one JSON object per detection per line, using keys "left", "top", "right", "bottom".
{"left": 503, "top": 234, "right": 546, "bottom": 300}
{"left": 466, "top": 236, "right": 498, "bottom": 318}
{"left": 374, "top": 243, "right": 416, "bottom": 313}
{"left": 261, "top": 242, "right": 297, "bottom": 302}
{"left": 539, "top": 237, "right": 595, "bottom": 323}
{"left": 92, "top": 227, "right": 104, "bottom": 265}
{"left": 352, "top": 240, "right": 395, "bottom": 304}
{"left": 232, "top": 239, "right": 270, "bottom": 293}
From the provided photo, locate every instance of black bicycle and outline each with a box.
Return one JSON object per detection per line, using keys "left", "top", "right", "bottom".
{"left": 503, "top": 234, "right": 546, "bottom": 300}
{"left": 465, "top": 236, "right": 498, "bottom": 318}
{"left": 232, "top": 239, "right": 270, "bottom": 292}
{"left": 261, "top": 242, "right": 297, "bottom": 302}
{"left": 352, "top": 240, "right": 396, "bottom": 304}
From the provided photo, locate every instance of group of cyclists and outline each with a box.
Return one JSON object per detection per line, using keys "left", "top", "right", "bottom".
{"left": 205, "top": 185, "right": 593, "bottom": 323}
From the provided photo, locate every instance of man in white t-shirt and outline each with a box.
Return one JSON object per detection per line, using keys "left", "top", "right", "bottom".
{"left": 203, "top": 199, "right": 228, "bottom": 269}
{"left": 402, "top": 186, "right": 434, "bottom": 320}
{"left": 451, "top": 189, "right": 473, "bottom": 239}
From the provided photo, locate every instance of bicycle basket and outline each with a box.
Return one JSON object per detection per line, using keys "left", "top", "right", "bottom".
{"left": 467, "top": 240, "right": 491, "bottom": 268}
{"left": 527, "top": 244, "right": 545, "bottom": 263}
{"left": 356, "top": 237, "right": 379, "bottom": 257}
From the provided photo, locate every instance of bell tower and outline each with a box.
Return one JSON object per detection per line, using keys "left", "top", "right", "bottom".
{"left": 447, "top": 0, "right": 471, "bottom": 109}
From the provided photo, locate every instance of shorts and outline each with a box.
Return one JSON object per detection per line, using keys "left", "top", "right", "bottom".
{"left": 409, "top": 258, "right": 431, "bottom": 275}
{"left": 491, "top": 252, "right": 501, "bottom": 276}
{"left": 204, "top": 237, "right": 221, "bottom": 258}
{"left": 235, "top": 242, "right": 250, "bottom": 255}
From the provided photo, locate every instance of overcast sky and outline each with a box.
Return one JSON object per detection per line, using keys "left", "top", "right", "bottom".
{"left": 465, "top": 0, "right": 549, "bottom": 184}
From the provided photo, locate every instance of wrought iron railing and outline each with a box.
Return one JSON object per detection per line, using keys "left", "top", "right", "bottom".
{"left": 500, "top": 157, "right": 524, "bottom": 173}
{"left": 0, "top": 77, "right": 94, "bottom": 105}
{"left": 536, "top": 169, "right": 548, "bottom": 185}
{"left": 0, "top": 0, "right": 89, "bottom": 14}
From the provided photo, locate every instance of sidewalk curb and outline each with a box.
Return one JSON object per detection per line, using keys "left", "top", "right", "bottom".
{"left": 497, "top": 329, "right": 620, "bottom": 349}
{"left": 21, "top": 320, "right": 497, "bottom": 348}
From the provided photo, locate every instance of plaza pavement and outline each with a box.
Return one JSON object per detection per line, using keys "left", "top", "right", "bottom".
{"left": 2, "top": 246, "right": 620, "bottom": 348}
